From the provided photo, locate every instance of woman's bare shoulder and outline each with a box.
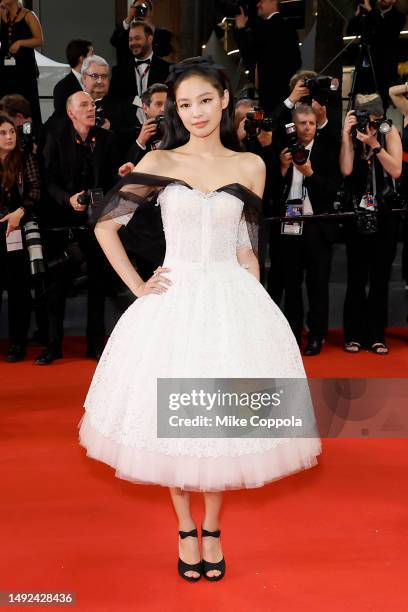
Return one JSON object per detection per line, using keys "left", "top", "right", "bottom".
{"left": 133, "top": 149, "right": 173, "bottom": 175}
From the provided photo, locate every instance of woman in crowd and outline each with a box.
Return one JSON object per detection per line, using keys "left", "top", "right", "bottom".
{"left": 0, "top": 114, "right": 41, "bottom": 361}
{"left": 0, "top": 0, "right": 44, "bottom": 123}
{"left": 340, "top": 93, "right": 402, "bottom": 355}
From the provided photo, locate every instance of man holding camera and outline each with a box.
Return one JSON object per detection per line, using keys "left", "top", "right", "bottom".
{"left": 277, "top": 104, "right": 339, "bottom": 355}
{"left": 124, "top": 83, "right": 167, "bottom": 167}
{"left": 110, "top": 20, "right": 171, "bottom": 123}
{"left": 81, "top": 54, "right": 139, "bottom": 161}
{"left": 38, "top": 91, "right": 119, "bottom": 365}
{"left": 234, "top": 0, "right": 301, "bottom": 113}
{"left": 110, "top": 0, "right": 172, "bottom": 64}
{"left": 340, "top": 93, "right": 402, "bottom": 355}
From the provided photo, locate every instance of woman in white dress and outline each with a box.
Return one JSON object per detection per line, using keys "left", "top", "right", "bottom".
{"left": 79, "top": 57, "right": 321, "bottom": 582}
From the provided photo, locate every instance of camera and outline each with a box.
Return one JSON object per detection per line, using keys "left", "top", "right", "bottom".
{"left": 302, "top": 76, "right": 339, "bottom": 105}
{"left": 153, "top": 114, "right": 166, "bottom": 142}
{"left": 285, "top": 123, "right": 310, "bottom": 166}
{"left": 17, "top": 121, "right": 35, "bottom": 154}
{"left": 132, "top": 1, "right": 149, "bottom": 19}
{"left": 352, "top": 111, "right": 392, "bottom": 138}
{"left": 77, "top": 188, "right": 104, "bottom": 223}
{"left": 217, "top": 0, "right": 249, "bottom": 18}
{"left": 244, "top": 109, "right": 275, "bottom": 139}
{"left": 94, "top": 99, "right": 105, "bottom": 128}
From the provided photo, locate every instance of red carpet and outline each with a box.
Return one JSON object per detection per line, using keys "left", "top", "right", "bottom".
{"left": 1, "top": 331, "right": 407, "bottom": 611}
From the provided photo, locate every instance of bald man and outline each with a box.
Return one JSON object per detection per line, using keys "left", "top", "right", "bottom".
{"left": 38, "top": 91, "right": 120, "bottom": 365}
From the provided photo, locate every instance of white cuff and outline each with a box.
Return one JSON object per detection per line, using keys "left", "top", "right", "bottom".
{"left": 284, "top": 98, "right": 295, "bottom": 109}
{"left": 123, "top": 20, "right": 130, "bottom": 30}
{"left": 136, "top": 140, "right": 147, "bottom": 150}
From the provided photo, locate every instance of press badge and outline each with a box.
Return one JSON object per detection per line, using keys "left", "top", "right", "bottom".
{"left": 281, "top": 199, "right": 304, "bottom": 236}
{"left": 4, "top": 56, "right": 16, "bottom": 66}
{"left": 6, "top": 229, "right": 23, "bottom": 252}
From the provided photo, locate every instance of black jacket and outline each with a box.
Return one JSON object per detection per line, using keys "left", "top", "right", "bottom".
{"left": 277, "top": 132, "right": 340, "bottom": 241}
{"left": 234, "top": 14, "right": 301, "bottom": 113}
{"left": 110, "top": 55, "right": 172, "bottom": 102}
{"left": 42, "top": 120, "right": 119, "bottom": 227}
{"left": 53, "top": 71, "right": 82, "bottom": 118}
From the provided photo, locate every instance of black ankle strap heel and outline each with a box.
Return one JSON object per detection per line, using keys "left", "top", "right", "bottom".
{"left": 201, "top": 527, "right": 226, "bottom": 582}
{"left": 178, "top": 528, "right": 202, "bottom": 582}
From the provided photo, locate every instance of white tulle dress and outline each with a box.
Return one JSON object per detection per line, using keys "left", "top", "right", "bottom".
{"left": 78, "top": 177, "right": 321, "bottom": 491}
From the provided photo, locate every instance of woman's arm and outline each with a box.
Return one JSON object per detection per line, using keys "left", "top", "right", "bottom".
{"left": 95, "top": 149, "right": 171, "bottom": 297}
{"left": 236, "top": 153, "right": 265, "bottom": 281}
{"left": 356, "top": 125, "right": 402, "bottom": 179}
{"left": 340, "top": 111, "right": 357, "bottom": 177}
{"left": 389, "top": 84, "right": 408, "bottom": 120}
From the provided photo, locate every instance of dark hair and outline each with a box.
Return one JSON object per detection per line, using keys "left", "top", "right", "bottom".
{"left": 66, "top": 38, "right": 93, "bottom": 68}
{"left": 130, "top": 20, "right": 154, "bottom": 37}
{"left": 141, "top": 83, "right": 168, "bottom": 107}
{"left": 0, "top": 115, "right": 22, "bottom": 192}
{"left": 160, "top": 56, "right": 241, "bottom": 152}
{"left": 0, "top": 94, "right": 31, "bottom": 119}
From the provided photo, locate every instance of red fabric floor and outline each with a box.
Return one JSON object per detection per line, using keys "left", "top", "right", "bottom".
{"left": 1, "top": 332, "right": 407, "bottom": 611}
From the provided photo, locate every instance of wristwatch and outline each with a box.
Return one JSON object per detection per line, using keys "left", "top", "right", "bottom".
{"left": 372, "top": 145, "right": 383, "bottom": 155}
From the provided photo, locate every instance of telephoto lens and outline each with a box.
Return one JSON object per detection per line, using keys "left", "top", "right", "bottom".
{"left": 23, "top": 219, "right": 45, "bottom": 276}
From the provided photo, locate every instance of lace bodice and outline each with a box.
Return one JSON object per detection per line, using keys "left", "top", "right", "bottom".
{"left": 158, "top": 184, "right": 251, "bottom": 263}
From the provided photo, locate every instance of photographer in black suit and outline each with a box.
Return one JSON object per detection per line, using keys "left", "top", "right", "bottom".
{"left": 277, "top": 104, "right": 339, "bottom": 355}
{"left": 38, "top": 91, "right": 119, "bottom": 364}
{"left": 81, "top": 54, "right": 139, "bottom": 161}
{"left": 110, "top": 0, "right": 172, "bottom": 64}
{"left": 123, "top": 82, "right": 167, "bottom": 168}
{"left": 110, "top": 20, "right": 171, "bottom": 124}
{"left": 234, "top": 0, "right": 301, "bottom": 113}
{"left": 53, "top": 39, "right": 93, "bottom": 118}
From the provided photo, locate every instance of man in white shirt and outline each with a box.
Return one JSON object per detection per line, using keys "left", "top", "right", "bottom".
{"left": 277, "top": 105, "right": 340, "bottom": 355}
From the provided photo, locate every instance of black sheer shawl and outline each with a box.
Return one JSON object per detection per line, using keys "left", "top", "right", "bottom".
{"left": 92, "top": 172, "right": 263, "bottom": 263}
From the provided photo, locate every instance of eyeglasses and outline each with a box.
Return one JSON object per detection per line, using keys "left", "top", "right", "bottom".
{"left": 85, "top": 73, "right": 109, "bottom": 82}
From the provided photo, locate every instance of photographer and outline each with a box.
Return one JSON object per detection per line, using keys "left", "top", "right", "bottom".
{"left": 340, "top": 93, "right": 402, "bottom": 354}
{"left": 0, "top": 114, "right": 41, "bottom": 362}
{"left": 39, "top": 91, "right": 119, "bottom": 365}
{"left": 53, "top": 39, "right": 93, "bottom": 119}
{"left": 122, "top": 82, "right": 167, "bottom": 170}
{"left": 234, "top": 98, "right": 273, "bottom": 151}
{"left": 234, "top": 0, "right": 301, "bottom": 113}
{"left": 110, "top": 1, "right": 172, "bottom": 64}
{"left": 110, "top": 20, "right": 171, "bottom": 124}
{"left": 81, "top": 55, "right": 139, "bottom": 161}
{"left": 277, "top": 104, "right": 339, "bottom": 355}
{"left": 346, "top": 0, "right": 405, "bottom": 110}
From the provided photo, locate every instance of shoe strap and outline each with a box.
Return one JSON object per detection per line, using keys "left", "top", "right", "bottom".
{"left": 201, "top": 528, "right": 221, "bottom": 538}
{"left": 179, "top": 527, "right": 198, "bottom": 539}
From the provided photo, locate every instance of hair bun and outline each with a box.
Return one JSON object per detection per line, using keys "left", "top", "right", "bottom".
{"left": 167, "top": 56, "right": 225, "bottom": 82}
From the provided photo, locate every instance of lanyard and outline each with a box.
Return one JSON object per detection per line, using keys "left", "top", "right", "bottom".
{"left": 6, "top": 5, "right": 22, "bottom": 47}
